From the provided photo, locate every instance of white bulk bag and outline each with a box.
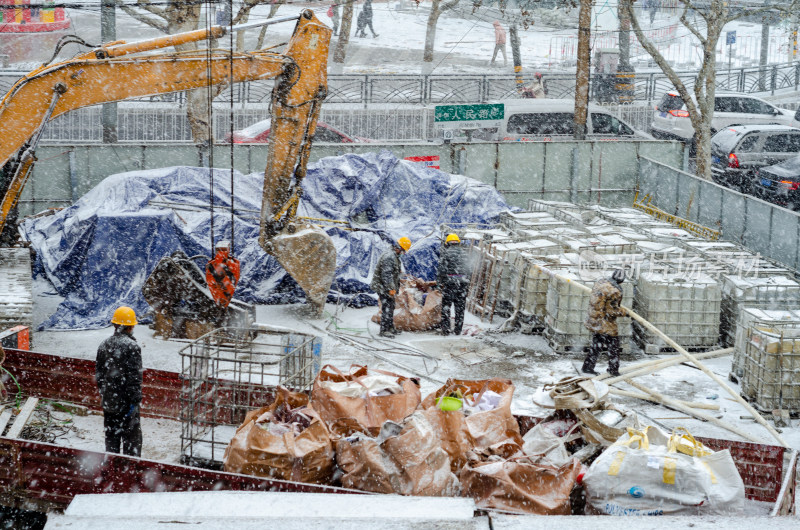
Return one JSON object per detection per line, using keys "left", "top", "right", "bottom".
{"left": 583, "top": 426, "right": 744, "bottom": 516}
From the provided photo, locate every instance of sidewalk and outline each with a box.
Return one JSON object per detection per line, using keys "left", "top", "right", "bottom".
{"left": 329, "top": 37, "right": 513, "bottom": 75}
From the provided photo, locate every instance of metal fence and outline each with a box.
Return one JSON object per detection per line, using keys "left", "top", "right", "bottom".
{"left": 638, "top": 157, "right": 800, "bottom": 272}
{"left": 31, "top": 101, "right": 669, "bottom": 144}
{"left": 2, "top": 61, "right": 795, "bottom": 143}
{"left": 3, "top": 61, "right": 798, "bottom": 107}
{"left": 38, "top": 105, "right": 437, "bottom": 143}
{"left": 19, "top": 140, "right": 685, "bottom": 218}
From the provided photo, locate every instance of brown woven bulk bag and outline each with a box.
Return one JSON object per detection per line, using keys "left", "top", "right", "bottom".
{"left": 420, "top": 378, "right": 523, "bottom": 471}
{"left": 310, "top": 364, "right": 421, "bottom": 437}
{"left": 223, "top": 387, "right": 335, "bottom": 484}
{"left": 460, "top": 456, "right": 582, "bottom": 515}
{"left": 336, "top": 411, "right": 459, "bottom": 496}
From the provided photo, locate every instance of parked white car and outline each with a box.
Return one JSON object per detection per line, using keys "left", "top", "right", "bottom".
{"left": 650, "top": 91, "right": 800, "bottom": 153}
{"left": 462, "top": 99, "right": 651, "bottom": 142}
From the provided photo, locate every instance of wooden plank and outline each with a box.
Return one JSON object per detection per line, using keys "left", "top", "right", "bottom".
{"left": 6, "top": 397, "right": 38, "bottom": 439}
{"left": 0, "top": 405, "right": 10, "bottom": 435}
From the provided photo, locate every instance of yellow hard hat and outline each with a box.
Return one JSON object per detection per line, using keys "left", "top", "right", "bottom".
{"left": 111, "top": 306, "right": 137, "bottom": 326}
{"left": 445, "top": 233, "right": 460, "bottom": 244}
{"left": 397, "top": 237, "right": 411, "bottom": 252}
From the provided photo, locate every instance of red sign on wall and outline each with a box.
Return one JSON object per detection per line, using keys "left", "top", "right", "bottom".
{"left": 403, "top": 155, "right": 440, "bottom": 170}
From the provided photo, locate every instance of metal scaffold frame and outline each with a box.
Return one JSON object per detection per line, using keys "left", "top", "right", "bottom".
{"left": 179, "top": 327, "right": 321, "bottom": 467}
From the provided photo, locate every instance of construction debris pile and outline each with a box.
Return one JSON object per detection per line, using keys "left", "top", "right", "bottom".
{"left": 220, "top": 364, "right": 752, "bottom": 516}
{"left": 459, "top": 199, "right": 800, "bottom": 416}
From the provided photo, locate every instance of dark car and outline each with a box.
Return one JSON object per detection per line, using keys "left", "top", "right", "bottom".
{"left": 754, "top": 154, "right": 800, "bottom": 210}
{"left": 709, "top": 124, "right": 800, "bottom": 193}
{"left": 222, "top": 119, "right": 372, "bottom": 143}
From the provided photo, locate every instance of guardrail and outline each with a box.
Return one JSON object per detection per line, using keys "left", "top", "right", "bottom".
{"left": 2, "top": 62, "right": 798, "bottom": 107}
{"left": 34, "top": 103, "right": 657, "bottom": 144}
{"left": 638, "top": 156, "right": 800, "bottom": 272}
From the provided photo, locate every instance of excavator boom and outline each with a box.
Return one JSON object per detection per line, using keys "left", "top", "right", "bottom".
{"left": 0, "top": 10, "right": 336, "bottom": 317}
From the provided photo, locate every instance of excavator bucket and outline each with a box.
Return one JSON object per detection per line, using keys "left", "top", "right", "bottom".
{"left": 257, "top": 11, "right": 336, "bottom": 317}
{"left": 267, "top": 222, "right": 336, "bottom": 317}
{"left": 143, "top": 251, "right": 255, "bottom": 339}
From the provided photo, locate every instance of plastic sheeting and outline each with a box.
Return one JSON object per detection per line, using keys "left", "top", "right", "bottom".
{"left": 22, "top": 150, "right": 511, "bottom": 330}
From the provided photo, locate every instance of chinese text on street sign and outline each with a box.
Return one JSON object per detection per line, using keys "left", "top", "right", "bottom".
{"left": 434, "top": 103, "right": 504, "bottom": 129}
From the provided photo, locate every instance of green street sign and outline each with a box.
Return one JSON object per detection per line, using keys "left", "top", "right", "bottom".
{"left": 434, "top": 103, "right": 504, "bottom": 128}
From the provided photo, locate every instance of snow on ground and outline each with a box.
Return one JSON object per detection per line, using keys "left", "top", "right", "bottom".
{"left": 41, "top": 1, "right": 790, "bottom": 77}
{"left": 31, "top": 275, "right": 800, "bottom": 461}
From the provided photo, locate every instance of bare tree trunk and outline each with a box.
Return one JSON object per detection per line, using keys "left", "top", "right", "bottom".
{"left": 618, "top": 0, "right": 631, "bottom": 70}
{"left": 423, "top": 5, "right": 442, "bottom": 63}
{"left": 166, "top": 4, "right": 211, "bottom": 145}
{"left": 574, "top": 0, "right": 592, "bottom": 140}
{"left": 333, "top": 0, "right": 354, "bottom": 65}
{"left": 759, "top": 19, "right": 769, "bottom": 91}
{"left": 256, "top": 2, "right": 285, "bottom": 49}
{"left": 509, "top": 24, "right": 524, "bottom": 92}
{"left": 423, "top": 0, "right": 459, "bottom": 65}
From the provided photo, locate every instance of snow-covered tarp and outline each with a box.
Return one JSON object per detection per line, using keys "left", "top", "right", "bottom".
{"left": 23, "top": 150, "right": 511, "bottom": 330}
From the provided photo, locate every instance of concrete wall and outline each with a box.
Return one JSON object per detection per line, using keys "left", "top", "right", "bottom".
{"left": 638, "top": 157, "right": 800, "bottom": 271}
{"left": 20, "top": 140, "right": 685, "bottom": 216}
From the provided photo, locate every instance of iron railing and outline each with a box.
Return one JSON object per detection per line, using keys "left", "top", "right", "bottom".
{"left": 1, "top": 62, "right": 796, "bottom": 142}
{"left": 2, "top": 62, "right": 798, "bottom": 106}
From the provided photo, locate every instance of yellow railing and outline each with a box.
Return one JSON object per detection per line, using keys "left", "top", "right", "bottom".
{"left": 633, "top": 191, "right": 721, "bottom": 241}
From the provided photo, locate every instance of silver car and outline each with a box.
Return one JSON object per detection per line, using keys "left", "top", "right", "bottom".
{"left": 709, "top": 125, "right": 800, "bottom": 193}
{"left": 651, "top": 92, "right": 800, "bottom": 154}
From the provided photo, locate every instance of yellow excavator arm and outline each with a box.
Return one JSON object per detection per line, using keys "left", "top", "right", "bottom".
{"left": 0, "top": 10, "right": 335, "bottom": 315}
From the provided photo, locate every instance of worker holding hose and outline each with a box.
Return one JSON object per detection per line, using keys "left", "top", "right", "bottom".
{"left": 581, "top": 269, "right": 627, "bottom": 377}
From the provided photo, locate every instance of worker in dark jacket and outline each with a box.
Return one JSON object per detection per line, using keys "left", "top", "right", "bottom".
{"left": 96, "top": 306, "right": 143, "bottom": 457}
{"left": 437, "top": 233, "right": 470, "bottom": 336}
{"left": 370, "top": 236, "right": 411, "bottom": 337}
{"left": 582, "top": 269, "right": 627, "bottom": 376}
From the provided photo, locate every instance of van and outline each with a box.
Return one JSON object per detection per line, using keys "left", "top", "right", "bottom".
{"left": 462, "top": 99, "right": 650, "bottom": 142}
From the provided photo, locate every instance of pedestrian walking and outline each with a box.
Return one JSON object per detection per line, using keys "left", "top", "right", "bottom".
{"left": 649, "top": 0, "right": 660, "bottom": 24}
{"left": 328, "top": 3, "right": 340, "bottom": 36}
{"left": 370, "top": 237, "right": 411, "bottom": 337}
{"left": 581, "top": 269, "right": 627, "bottom": 377}
{"left": 96, "top": 306, "right": 143, "bottom": 457}
{"left": 491, "top": 20, "right": 507, "bottom": 67}
{"left": 354, "top": 8, "right": 367, "bottom": 38}
{"left": 437, "top": 233, "right": 469, "bottom": 336}
{"left": 356, "top": 0, "right": 378, "bottom": 38}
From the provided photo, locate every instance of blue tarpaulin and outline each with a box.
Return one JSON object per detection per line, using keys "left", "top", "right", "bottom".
{"left": 22, "top": 150, "right": 511, "bottom": 330}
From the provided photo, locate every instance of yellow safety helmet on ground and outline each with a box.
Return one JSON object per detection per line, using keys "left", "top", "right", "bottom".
{"left": 445, "top": 233, "right": 460, "bottom": 244}
{"left": 397, "top": 237, "right": 411, "bottom": 252}
{"left": 111, "top": 306, "right": 137, "bottom": 326}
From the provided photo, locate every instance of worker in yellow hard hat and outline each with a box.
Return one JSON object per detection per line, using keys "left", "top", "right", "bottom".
{"left": 370, "top": 237, "right": 411, "bottom": 338}
{"left": 437, "top": 233, "right": 470, "bottom": 335}
{"left": 95, "top": 306, "right": 143, "bottom": 456}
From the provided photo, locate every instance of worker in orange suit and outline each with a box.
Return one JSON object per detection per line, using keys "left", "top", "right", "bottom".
{"left": 205, "top": 240, "right": 240, "bottom": 308}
